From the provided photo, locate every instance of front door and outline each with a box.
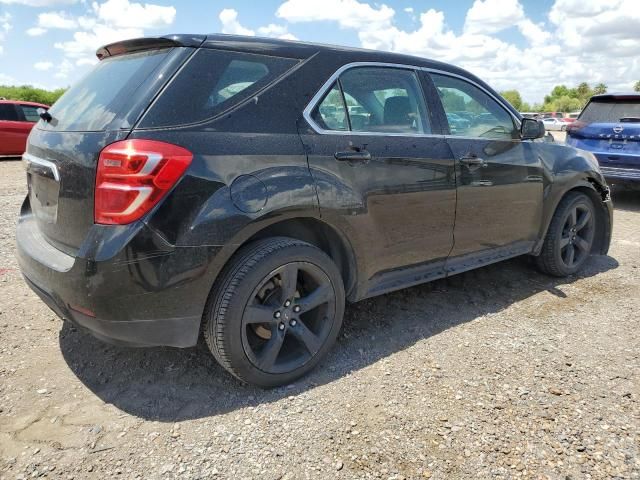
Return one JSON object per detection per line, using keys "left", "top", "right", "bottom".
{"left": 299, "top": 66, "right": 457, "bottom": 293}
{"left": 427, "top": 72, "right": 544, "bottom": 270}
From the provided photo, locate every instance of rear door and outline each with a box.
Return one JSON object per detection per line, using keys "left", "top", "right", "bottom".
{"left": 426, "top": 72, "right": 543, "bottom": 267}
{"left": 299, "top": 65, "right": 456, "bottom": 286}
{"left": 23, "top": 47, "right": 191, "bottom": 254}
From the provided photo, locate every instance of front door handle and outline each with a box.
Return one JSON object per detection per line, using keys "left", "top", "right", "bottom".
{"left": 460, "top": 155, "right": 487, "bottom": 168}
{"left": 335, "top": 150, "right": 371, "bottom": 162}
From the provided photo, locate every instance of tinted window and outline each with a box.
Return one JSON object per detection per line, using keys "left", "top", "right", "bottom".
{"left": 340, "top": 68, "right": 429, "bottom": 134}
{"left": 0, "top": 104, "right": 19, "bottom": 121}
{"left": 19, "top": 105, "right": 41, "bottom": 122}
{"left": 45, "top": 49, "right": 170, "bottom": 131}
{"left": 142, "top": 49, "right": 298, "bottom": 128}
{"left": 311, "top": 82, "right": 348, "bottom": 131}
{"left": 431, "top": 73, "right": 515, "bottom": 139}
{"left": 580, "top": 99, "right": 640, "bottom": 123}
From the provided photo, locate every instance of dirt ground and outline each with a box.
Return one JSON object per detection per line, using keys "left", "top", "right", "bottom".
{"left": 0, "top": 158, "right": 638, "bottom": 480}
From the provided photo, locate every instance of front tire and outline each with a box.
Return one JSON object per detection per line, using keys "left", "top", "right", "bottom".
{"left": 536, "top": 192, "right": 597, "bottom": 277}
{"left": 203, "top": 237, "right": 345, "bottom": 387}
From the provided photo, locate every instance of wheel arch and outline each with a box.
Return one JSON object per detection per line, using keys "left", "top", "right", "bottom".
{"left": 534, "top": 177, "right": 612, "bottom": 256}
{"left": 204, "top": 216, "right": 359, "bottom": 303}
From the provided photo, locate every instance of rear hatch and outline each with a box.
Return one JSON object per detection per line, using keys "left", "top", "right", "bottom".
{"left": 24, "top": 41, "right": 195, "bottom": 255}
{"left": 567, "top": 95, "right": 640, "bottom": 169}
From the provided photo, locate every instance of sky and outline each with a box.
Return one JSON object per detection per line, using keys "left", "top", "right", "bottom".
{"left": 0, "top": 0, "right": 639, "bottom": 103}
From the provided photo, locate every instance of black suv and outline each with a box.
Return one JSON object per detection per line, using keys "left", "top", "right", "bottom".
{"left": 17, "top": 35, "right": 613, "bottom": 387}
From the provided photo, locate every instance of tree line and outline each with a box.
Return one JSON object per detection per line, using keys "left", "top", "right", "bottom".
{"left": 0, "top": 85, "right": 67, "bottom": 106}
{"left": 501, "top": 81, "right": 640, "bottom": 113}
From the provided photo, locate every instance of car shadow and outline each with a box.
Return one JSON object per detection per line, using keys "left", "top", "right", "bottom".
{"left": 58, "top": 252, "right": 619, "bottom": 422}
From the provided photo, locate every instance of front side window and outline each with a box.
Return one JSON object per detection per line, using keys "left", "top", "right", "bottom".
{"left": 19, "top": 105, "right": 41, "bottom": 122}
{"left": 311, "top": 67, "right": 430, "bottom": 134}
{"left": 430, "top": 73, "right": 516, "bottom": 139}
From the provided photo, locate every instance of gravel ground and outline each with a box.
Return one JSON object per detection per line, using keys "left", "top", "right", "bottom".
{"left": 0, "top": 159, "right": 638, "bottom": 480}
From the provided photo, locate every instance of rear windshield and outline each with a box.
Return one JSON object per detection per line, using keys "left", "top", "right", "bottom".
{"left": 140, "top": 49, "right": 299, "bottom": 128}
{"left": 44, "top": 49, "right": 171, "bottom": 131}
{"left": 580, "top": 99, "right": 640, "bottom": 123}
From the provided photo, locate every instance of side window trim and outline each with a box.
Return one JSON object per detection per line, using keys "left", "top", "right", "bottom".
{"left": 303, "top": 61, "right": 520, "bottom": 137}
{"left": 418, "top": 71, "right": 449, "bottom": 136}
{"left": 336, "top": 79, "right": 352, "bottom": 131}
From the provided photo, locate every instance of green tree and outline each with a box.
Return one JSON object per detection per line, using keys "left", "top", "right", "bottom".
{"left": 634, "top": 81, "right": 640, "bottom": 92}
{"left": 552, "top": 95, "right": 583, "bottom": 113}
{"left": 500, "top": 89, "right": 523, "bottom": 110}
{"left": 593, "top": 83, "right": 607, "bottom": 95}
{"left": 551, "top": 85, "right": 570, "bottom": 98}
{"left": 576, "top": 82, "right": 592, "bottom": 100}
{"left": 0, "top": 85, "right": 67, "bottom": 105}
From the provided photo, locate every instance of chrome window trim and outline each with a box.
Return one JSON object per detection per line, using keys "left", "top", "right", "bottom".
{"left": 22, "top": 153, "right": 60, "bottom": 182}
{"left": 302, "top": 61, "right": 521, "bottom": 139}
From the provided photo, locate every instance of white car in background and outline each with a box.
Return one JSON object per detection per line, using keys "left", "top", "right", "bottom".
{"left": 541, "top": 117, "right": 570, "bottom": 131}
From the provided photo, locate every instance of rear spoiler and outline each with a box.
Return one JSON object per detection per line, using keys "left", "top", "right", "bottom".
{"left": 96, "top": 34, "right": 206, "bottom": 60}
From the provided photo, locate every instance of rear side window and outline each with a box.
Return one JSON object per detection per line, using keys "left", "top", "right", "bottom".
{"left": 580, "top": 99, "right": 640, "bottom": 123}
{"left": 19, "top": 105, "right": 41, "bottom": 122}
{"left": 45, "top": 49, "right": 170, "bottom": 131}
{"left": 141, "top": 49, "right": 299, "bottom": 128}
{"left": 0, "top": 104, "right": 19, "bottom": 121}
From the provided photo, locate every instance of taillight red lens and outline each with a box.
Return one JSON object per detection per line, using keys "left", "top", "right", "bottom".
{"left": 567, "top": 120, "right": 586, "bottom": 135}
{"left": 95, "top": 139, "right": 192, "bottom": 225}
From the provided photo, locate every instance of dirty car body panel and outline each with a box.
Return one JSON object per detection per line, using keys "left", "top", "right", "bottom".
{"left": 16, "top": 34, "right": 613, "bottom": 349}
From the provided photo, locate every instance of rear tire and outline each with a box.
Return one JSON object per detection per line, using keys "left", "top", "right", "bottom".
{"left": 203, "top": 237, "right": 345, "bottom": 387}
{"left": 535, "top": 192, "right": 597, "bottom": 277}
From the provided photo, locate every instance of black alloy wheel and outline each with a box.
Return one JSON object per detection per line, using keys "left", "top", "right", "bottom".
{"left": 241, "top": 261, "right": 336, "bottom": 375}
{"left": 536, "top": 191, "right": 597, "bottom": 277}
{"left": 204, "top": 237, "right": 345, "bottom": 387}
{"left": 558, "top": 202, "right": 595, "bottom": 270}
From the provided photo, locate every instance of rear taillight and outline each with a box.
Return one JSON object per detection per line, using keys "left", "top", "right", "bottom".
{"left": 566, "top": 120, "right": 586, "bottom": 136}
{"left": 95, "top": 139, "right": 192, "bottom": 225}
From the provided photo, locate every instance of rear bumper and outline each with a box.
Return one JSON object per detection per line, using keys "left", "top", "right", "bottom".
{"left": 17, "top": 210, "right": 220, "bottom": 348}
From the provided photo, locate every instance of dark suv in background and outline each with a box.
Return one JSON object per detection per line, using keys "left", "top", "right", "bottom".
{"left": 17, "top": 35, "right": 613, "bottom": 387}
{"left": 567, "top": 93, "right": 640, "bottom": 185}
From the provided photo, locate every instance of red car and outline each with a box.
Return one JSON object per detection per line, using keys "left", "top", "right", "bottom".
{"left": 0, "top": 100, "right": 49, "bottom": 157}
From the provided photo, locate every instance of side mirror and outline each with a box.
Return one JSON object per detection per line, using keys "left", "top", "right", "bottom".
{"left": 521, "top": 117, "right": 545, "bottom": 140}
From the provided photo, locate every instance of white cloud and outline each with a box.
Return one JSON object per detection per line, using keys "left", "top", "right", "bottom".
{"left": 219, "top": 8, "right": 255, "bottom": 36}
{"left": 270, "top": 0, "right": 640, "bottom": 102}
{"left": 34, "top": 61, "right": 54, "bottom": 70}
{"left": 37, "top": 11, "right": 78, "bottom": 29}
{"left": 53, "top": 58, "right": 73, "bottom": 79}
{"left": 0, "top": 12, "right": 9, "bottom": 54}
{"left": 94, "top": 0, "right": 175, "bottom": 29}
{"left": 404, "top": 7, "right": 413, "bottom": 14}
{"left": 257, "top": 23, "right": 297, "bottom": 40}
{"left": 464, "top": 0, "right": 524, "bottom": 34}
{"left": 47, "top": 0, "right": 177, "bottom": 83}
{"left": 54, "top": 24, "right": 143, "bottom": 58}
{"left": 26, "top": 26, "right": 47, "bottom": 36}
{"left": 0, "top": 0, "right": 76, "bottom": 5}
{"left": 76, "top": 56, "right": 97, "bottom": 66}
{"left": 276, "top": 0, "right": 394, "bottom": 30}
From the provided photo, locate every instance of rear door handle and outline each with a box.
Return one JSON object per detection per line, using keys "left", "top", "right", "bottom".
{"left": 334, "top": 150, "right": 371, "bottom": 162}
{"left": 460, "top": 155, "right": 487, "bottom": 168}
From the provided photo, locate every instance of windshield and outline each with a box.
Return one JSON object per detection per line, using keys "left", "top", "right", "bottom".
{"left": 579, "top": 99, "right": 640, "bottom": 123}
